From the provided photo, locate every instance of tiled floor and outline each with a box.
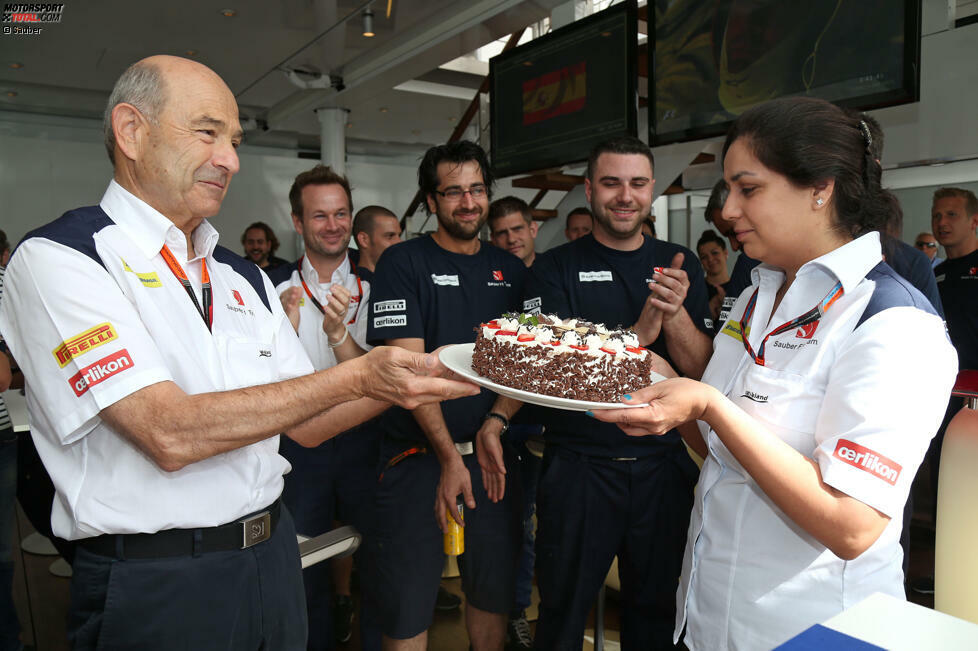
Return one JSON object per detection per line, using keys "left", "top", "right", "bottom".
{"left": 10, "top": 476, "right": 941, "bottom": 650}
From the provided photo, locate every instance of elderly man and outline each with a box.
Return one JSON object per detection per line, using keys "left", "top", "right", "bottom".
{"left": 0, "top": 55, "right": 475, "bottom": 651}
{"left": 914, "top": 231, "right": 943, "bottom": 268}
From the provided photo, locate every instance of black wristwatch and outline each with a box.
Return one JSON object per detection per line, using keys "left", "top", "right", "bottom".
{"left": 484, "top": 411, "right": 509, "bottom": 434}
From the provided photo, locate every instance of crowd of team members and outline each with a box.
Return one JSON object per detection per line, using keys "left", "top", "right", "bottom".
{"left": 254, "top": 117, "right": 978, "bottom": 651}
{"left": 1, "top": 54, "right": 976, "bottom": 651}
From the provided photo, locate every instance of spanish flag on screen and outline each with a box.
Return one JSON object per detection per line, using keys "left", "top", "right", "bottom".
{"left": 522, "top": 62, "right": 587, "bottom": 126}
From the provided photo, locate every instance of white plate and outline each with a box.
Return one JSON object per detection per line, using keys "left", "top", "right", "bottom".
{"left": 438, "top": 343, "right": 664, "bottom": 412}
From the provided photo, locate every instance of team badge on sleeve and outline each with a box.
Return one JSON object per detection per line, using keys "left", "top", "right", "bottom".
{"left": 52, "top": 323, "right": 118, "bottom": 368}
{"left": 833, "top": 439, "right": 902, "bottom": 486}
{"left": 69, "top": 349, "right": 134, "bottom": 397}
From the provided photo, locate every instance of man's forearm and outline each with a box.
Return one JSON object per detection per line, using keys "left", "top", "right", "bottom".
{"left": 413, "top": 402, "right": 461, "bottom": 465}
{"left": 662, "top": 310, "right": 712, "bottom": 379}
{"left": 101, "top": 356, "right": 369, "bottom": 471}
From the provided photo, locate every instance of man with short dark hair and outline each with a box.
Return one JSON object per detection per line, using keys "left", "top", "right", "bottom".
{"left": 502, "top": 135, "right": 712, "bottom": 649}
{"left": 366, "top": 141, "right": 527, "bottom": 651}
{"left": 933, "top": 187, "right": 978, "bottom": 371}
{"left": 488, "top": 196, "right": 538, "bottom": 267}
{"left": 915, "top": 231, "right": 943, "bottom": 267}
{"left": 241, "top": 221, "right": 288, "bottom": 271}
{"left": 564, "top": 206, "right": 592, "bottom": 241}
{"left": 352, "top": 205, "right": 402, "bottom": 276}
{"left": 0, "top": 55, "right": 476, "bottom": 650}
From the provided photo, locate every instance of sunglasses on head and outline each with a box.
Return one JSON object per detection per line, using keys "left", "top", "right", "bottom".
{"left": 915, "top": 241, "right": 937, "bottom": 248}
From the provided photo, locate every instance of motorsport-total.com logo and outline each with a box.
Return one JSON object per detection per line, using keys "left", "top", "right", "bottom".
{"left": 2, "top": 3, "right": 64, "bottom": 35}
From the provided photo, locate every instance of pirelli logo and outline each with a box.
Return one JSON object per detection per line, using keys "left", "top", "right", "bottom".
{"left": 374, "top": 299, "right": 406, "bottom": 314}
{"left": 52, "top": 323, "right": 118, "bottom": 368}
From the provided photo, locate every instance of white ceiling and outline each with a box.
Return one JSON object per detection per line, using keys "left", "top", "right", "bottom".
{"left": 0, "top": 0, "right": 565, "bottom": 155}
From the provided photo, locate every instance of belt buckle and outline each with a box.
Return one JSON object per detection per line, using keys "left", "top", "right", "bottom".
{"left": 240, "top": 511, "right": 272, "bottom": 549}
{"left": 455, "top": 441, "right": 474, "bottom": 456}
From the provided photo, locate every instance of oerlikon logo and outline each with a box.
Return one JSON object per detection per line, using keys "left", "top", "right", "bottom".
{"left": 833, "top": 439, "right": 902, "bottom": 486}
{"left": 69, "top": 349, "right": 134, "bottom": 397}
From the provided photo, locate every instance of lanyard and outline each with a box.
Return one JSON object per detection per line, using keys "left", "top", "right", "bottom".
{"left": 159, "top": 244, "right": 213, "bottom": 332}
{"left": 739, "top": 280, "right": 844, "bottom": 366}
{"left": 297, "top": 256, "right": 363, "bottom": 326}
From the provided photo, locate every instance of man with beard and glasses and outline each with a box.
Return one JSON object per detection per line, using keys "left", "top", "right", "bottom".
{"left": 485, "top": 135, "right": 712, "bottom": 649}
{"left": 365, "top": 141, "right": 527, "bottom": 651}
{"left": 267, "top": 165, "right": 381, "bottom": 649}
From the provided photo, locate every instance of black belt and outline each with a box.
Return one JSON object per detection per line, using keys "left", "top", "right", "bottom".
{"left": 79, "top": 498, "right": 281, "bottom": 559}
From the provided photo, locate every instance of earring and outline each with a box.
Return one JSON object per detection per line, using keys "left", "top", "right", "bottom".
{"left": 815, "top": 197, "right": 824, "bottom": 206}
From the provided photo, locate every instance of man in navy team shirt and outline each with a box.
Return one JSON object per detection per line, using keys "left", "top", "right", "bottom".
{"left": 366, "top": 141, "right": 527, "bottom": 650}
{"left": 484, "top": 136, "right": 713, "bottom": 649}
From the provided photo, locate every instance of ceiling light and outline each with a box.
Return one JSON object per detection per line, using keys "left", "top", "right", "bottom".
{"left": 9, "top": 62, "right": 23, "bottom": 69}
{"left": 219, "top": 8, "right": 236, "bottom": 18}
{"left": 185, "top": 49, "right": 198, "bottom": 57}
{"left": 5, "top": 91, "right": 17, "bottom": 98}
{"left": 379, "top": 107, "right": 388, "bottom": 113}
{"left": 362, "top": 9, "right": 375, "bottom": 37}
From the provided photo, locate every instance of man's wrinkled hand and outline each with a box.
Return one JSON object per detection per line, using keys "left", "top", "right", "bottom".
{"left": 357, "top": 345, "right": 480, "bottom": 409}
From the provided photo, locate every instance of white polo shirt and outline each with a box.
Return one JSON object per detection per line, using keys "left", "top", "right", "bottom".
{"left": 0, "top": 181, "right": 314, "bottom": 540}
{"left": 676, "top": 232, "right": 957, "bottom": 650}
{"left": 273, "top": 253, "right": 371, "bottom": 372}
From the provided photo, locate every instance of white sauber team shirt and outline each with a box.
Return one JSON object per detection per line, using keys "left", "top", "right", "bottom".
{"left": 0, "top": 181, "right": 314, "bottom": 540}
{"left": 273, "top": 254, "right": 370, "bottom": 371}
{"left": 676, "top": 233, "right": 958, "bottom": 650}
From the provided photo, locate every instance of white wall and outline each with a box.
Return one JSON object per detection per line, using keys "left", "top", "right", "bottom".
{"left": 0, "top": 113, "right": 424, "bottom": 261}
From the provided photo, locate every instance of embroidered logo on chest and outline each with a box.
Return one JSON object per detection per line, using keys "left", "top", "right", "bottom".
{"left": 578, "top": 271, "right": 613, "bottom": 282}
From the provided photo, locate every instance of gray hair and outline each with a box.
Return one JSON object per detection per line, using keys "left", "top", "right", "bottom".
{"left": 103, "top": 61, "right": 167, "bottom": 166}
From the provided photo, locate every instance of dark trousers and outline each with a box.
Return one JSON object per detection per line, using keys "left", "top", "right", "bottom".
{"left": 68, "top": 506, "right": 307, "bottom": 651}
{"left": 280, "top": 429, "right": 382, "bottom": 651}
{"left": 534, "top": 445, "right": 698, "bottom": 651}
{"left": 0, "top": 428, "right": 20, "bottom": 651}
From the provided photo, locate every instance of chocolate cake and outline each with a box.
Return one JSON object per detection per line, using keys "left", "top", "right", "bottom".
{"left": 471, "top": 313, "right": 654, "bottom": 402}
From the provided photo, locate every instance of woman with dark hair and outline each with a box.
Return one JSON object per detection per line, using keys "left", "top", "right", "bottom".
{"left": 696, "top": 229, "right": 730, "bottom": 321}
{"left": 594, "top": 97, "right": 957, "bottom": 649}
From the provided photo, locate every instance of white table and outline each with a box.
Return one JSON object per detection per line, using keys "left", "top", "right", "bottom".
{"left": 780, "top": 592, "right": 978, "bottom": 650}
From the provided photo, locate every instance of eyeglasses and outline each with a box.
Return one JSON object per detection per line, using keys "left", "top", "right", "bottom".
{"left": 433, "top": 185, "right": 487, "bottom": 202}
{"left": 915, "top": 241, "right": 937, "bottom": 249}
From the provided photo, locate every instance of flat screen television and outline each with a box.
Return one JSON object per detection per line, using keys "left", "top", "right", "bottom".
{"left": 650, "top": 0, "right": 922, "bottom": 146}
{"left": 490, "top": 0, "right": 638, "bottom": 178}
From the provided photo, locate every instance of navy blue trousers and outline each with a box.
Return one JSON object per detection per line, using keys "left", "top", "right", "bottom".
{"left": 533, "top": 445, "right": 698, "bottom": 650}
{"left": 68, "top": 506, "right": 307, "bottom": 650}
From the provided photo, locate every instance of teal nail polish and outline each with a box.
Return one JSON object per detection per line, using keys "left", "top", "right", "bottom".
{"left": 624, "top": 394, "right": 632, "bottom": 400}
{"left": 585, "top": 410, "right": 594, "bottom": 417}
